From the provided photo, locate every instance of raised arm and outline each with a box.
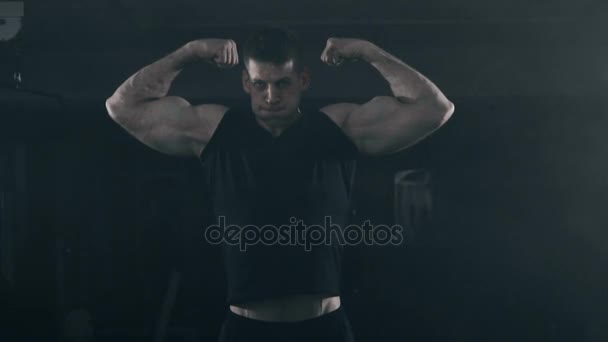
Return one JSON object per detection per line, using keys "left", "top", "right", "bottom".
{"left": 105, "top": 39, "right": 239, "bottom": 157}
{"left": 319, "top": 38, "right": 454, "bottom": 156}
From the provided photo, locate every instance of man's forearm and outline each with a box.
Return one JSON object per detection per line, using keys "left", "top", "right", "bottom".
{"left": 110, "top": 43, "right": 196, "bottom": 105}
{"left": 360, "top": 42, "right": 449, "bottom": 105}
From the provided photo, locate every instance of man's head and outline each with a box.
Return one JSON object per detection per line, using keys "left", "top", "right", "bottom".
{"left": 241, "top": 27, "right": 310, "bottom": 121}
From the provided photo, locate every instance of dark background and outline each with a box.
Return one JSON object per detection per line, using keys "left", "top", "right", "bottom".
{"left": 1, "top": 0, "right": 607, "bottom": 341}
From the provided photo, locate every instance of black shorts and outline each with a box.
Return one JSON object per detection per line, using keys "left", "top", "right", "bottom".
{"left": 217, "top": 305, "right": 356, "bottom": 342}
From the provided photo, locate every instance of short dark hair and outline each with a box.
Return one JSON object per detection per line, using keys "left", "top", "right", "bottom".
{"left": 243, "top": 26, "right": 304, "bottom": 72}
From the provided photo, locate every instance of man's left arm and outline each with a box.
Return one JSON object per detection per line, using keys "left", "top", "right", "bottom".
{"left": 319, "top": 38, "right": 455, "bottom": 156}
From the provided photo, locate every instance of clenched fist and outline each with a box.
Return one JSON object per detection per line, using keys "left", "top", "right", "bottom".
{"left": 187, "top": 38, "right": 239, "bottom": 69}
{"left": 320, "top": 37, "right": 371, "bottom": 66}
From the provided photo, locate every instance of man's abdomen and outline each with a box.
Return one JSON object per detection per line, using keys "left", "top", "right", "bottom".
{"left": 229, "top": 294, "right": 341, "bottom": 322}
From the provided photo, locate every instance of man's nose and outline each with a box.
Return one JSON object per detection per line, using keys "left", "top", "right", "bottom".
{"left": 265, "top": 86, "right": 280, "bottom": 103}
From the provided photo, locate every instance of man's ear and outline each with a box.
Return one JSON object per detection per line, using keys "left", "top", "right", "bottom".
{"left": 242, "top": 69, "right": 251, "bottom": 94}
{"left": 300, "top": 66, "right": 311, "bottom": 91}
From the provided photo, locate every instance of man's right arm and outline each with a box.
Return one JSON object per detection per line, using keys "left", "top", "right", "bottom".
{"left": 105, "top": 39, "right": 238, "bottom": 157}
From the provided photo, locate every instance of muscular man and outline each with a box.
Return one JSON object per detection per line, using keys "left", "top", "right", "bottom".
{"left": 105, "top": 27, "right": 454, "bottom": 342}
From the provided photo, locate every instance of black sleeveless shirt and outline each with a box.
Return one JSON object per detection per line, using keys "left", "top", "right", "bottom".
{"left": 199, "top": 104, "right": 359, "bottom": 305}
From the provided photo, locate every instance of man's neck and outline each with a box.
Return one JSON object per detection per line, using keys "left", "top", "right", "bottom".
{"left": 255, "top": 108, "right": 303, "bottom": 137}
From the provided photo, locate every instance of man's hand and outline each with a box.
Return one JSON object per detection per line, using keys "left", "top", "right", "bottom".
{"left": 320, "top": 38, "right": 372, "bottom": 66}
{"left": 187, "top": 39, "right": 239, "bottom": 69}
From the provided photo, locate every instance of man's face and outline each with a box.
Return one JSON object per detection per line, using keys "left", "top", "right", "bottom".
{"left": 242, "top": 58, "right": 310, "bottom": 120}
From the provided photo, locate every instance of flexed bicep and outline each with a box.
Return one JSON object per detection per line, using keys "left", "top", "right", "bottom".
{"left": 107, "top": 96, "right": 228, "bottom": 157}
{"left": 321, "top": 96, "right": 453, "bottom": 156}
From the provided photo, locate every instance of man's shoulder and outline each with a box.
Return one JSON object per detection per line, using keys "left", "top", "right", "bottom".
{"left": 307, "top": 104, "right": 362, "bottom": 157}
{"left": 317, "top": 102, "right": 361, "bottom": 129}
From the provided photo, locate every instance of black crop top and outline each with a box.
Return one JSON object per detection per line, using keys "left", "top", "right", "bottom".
{"left": 199, "top": 104, "right": 359, "bottom": 305}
